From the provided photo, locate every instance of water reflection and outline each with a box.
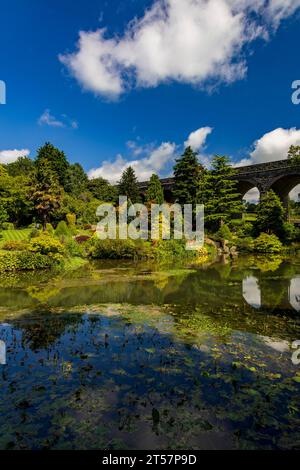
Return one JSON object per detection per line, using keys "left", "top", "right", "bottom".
{"left": 243, "top": 276, "right": 261, "bottom": 309}
{"left": 0, "top": 255, "right": 300, "bottom": 450}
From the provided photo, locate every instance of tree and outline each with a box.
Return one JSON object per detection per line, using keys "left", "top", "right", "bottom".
{"left": 88, "top": 177, "right": 117, "bottom": 203}
{"left": 65, "top": 163, "right": 88, "bottom": 196}
{"left": 197, "top": 155, "right": 243, "bottom": 230}
{"left": 145, "top": 174, "right": 164, "bottom": 205}
{"left": 118, "top": 166, "right": 141, "bottom": 203}
{"left": 287, "top": 145, "right": 300, "bottom": 164}
{"left": 6, "top": 156, "right": 34, "bottom": 177}
{"left": 173, "top": 147, "right": 203, "bottom": 206}
{"left": 0, "top": 204, "right": 8, "bottom": 228}
{"left": 254, "top": 190, "right": 285, "bottom": 238}
{"left": 31, "top": 160, "right": 63, "bottom": 230}
{"left": 35, "top": 142, "right": 69, "bottom": 187}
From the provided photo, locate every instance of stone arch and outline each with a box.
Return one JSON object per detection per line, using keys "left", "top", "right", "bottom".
{"left": 269, "top": 172, "right": 300, "bottom": 217}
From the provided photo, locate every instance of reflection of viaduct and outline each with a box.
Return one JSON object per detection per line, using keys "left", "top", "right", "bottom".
{"left": 139, "top": 159, "right": 300, "bottom": 209}
{"left": 243, "top": 275, "right": 300, "bottom": 312}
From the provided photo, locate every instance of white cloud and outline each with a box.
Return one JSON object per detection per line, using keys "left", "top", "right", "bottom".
{"left": 184, "top": 127, "right": 213, "bottom": 151}
{"left": 236, "top": 128, "right": 300, "bottom": 166}
{"left": 0, "top": 149, "right": 30, "bottom": 164}
{"left": 236, "top": 127, "right": 300, "bottom": 201}
{"left": 38, "top": 109, "right": 78, "bottom": 129}
{"left": 89, "top": 126, "right": 213, "bottom": 182}
{"left": 60, "top": 0, "right": 300, "bottom": 99}
{"left": 88, "top": 142, "right": 177, "bottom": 182}
{"left": 38, "top": 109, "right": 65, "bottom": 127}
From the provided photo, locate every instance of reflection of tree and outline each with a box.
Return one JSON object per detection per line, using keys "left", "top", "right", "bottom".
{"left": 11, "top": 312, "right": 83, "bottom": 351}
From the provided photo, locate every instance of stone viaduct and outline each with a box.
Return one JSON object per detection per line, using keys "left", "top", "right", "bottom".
{"left": 139, "top": 159, "right": 300, "bottom": 210}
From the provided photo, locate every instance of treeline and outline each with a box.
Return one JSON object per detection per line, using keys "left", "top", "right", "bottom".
{"left": 1, "top": 142, "right": 300, "bottom": 250}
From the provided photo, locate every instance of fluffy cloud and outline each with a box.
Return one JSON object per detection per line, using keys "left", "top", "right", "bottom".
{"left": 88, "top": 142, "right": 177, "bottom": 182}
{"left": 38, "top": 109, "right": 78, "bottom": 129}
{"left": 237, "top": 128, "right": 300, "bottom": 167}
{"left": 184, "top": 127, "right": 213, "bottom": 151}
{"left": 237, "top": 127, "right": 300, "bottom": 201}
{"left": 60, "top": 0, "right": 300, "bottom": 99}
{"left": 0, "top": 149, "right": 30, "bottom": 164}
{"left": 88, "top": 126, "right": 212, "bottom": 182}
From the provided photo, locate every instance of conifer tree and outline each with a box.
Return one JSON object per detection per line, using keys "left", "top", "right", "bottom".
{"left": 118, "top": 166, "right": 141, "bottom": 203}
{"left": 254, "top": 190, "right": 285, "bottom": 237}
{"left": 173, "top": 146, "right": 202, "bottom": 206}
{"left": 197, "top": 155, "right": 243, "bottom": 230}
{"left": 145, "top": 174, "right": 164, "bottom": 205}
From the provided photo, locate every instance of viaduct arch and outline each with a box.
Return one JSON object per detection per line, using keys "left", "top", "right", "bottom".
{"left": 139, "top": 159, "right": 300, "bottom": 215}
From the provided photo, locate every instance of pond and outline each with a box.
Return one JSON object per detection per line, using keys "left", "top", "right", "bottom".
{"left": 0, "top": 255, "right": 299, "bottom": 450}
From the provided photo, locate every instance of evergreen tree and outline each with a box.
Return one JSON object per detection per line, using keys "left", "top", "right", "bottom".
{"left": 65, "top": 163, "right": 88, "bottom": 196}
{"left": 6, "top": 156, "right": 34, "bottom": 177}
{"left": 254, "top": 190, "right": 285, "bottom": 238}
{"left": 173, "top": 146, "right": 202, "bottom": 205}
{"left": 197, "top": 155, "right": 243, "bottom": 230}
{"left": 118, "top": 166, "right": 141, "bottom": 203}
{"left": 35, "top": 142, "right": 69, "bottom": 187}
{"left": 88, "top": 177, "right": 117, "bottom": 203}
{"left": 145, "top": 174, "right": 164, "bottom": 205}
{"left": 31, "top": 160, "right": 63, "bottom": 230}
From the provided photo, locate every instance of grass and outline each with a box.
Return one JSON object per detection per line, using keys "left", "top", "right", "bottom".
{"left": 0, "top": 229, "right": 31, "bottom": 248}
{"left": 243, "top": 213, "right": 257, "bottom": 222}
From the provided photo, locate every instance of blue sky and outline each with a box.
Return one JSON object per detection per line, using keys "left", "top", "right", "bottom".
{"left": 1, "top": 0, "right": 300, "bottom": 188}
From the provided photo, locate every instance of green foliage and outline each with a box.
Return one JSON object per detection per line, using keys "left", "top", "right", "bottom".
{"left": 55, "top": 221, "right": 70, "bottom": 237}
{"left": 6, "top": 156, "right": 34, "bottom": 177}
{"left": 173, "top": 147, "right": 202, "bottom": 206}
{"left": 0, "top": 206, "right": 9, "bottom": 228}
{"left": 46, "top": 223, "right": 55, "bottom": 235}
{"left": 0, "top": 251, "right": 54, "bottom": 272}
{"left": 89, "top": 238, "right": 152, "bottom": 260}
{"left": 145, "top": 174, "right": 164, "bottom": 205}
{"left": 214, "top": 224, "right": 233, "bottom": 242}
{"left": 253, "top": 233, "right": 283, "bottom": 253}
{"left": 28, "top": 234, "right": 65, "bottom": 262}
{"left": 229, "top": 219, "right": 253, "bottom": 238}
{"left": 118, "top": 166, "right": 141, "bottom": 203}
{"left": 88, "top": 177, "right": 117, "bottom": 203}
{"left": 29, "top": 228, "right": 41, "bottom": 239}
{"left": 31, "top": 159, "right": 63, "bottom": 230}
{"left": 2, "top": 240, "right": 28, "bottom": 251}
{"left": 287, "top": 145, "right": 300, "bottom": 165}
{"left": 236, "top": 237, "right": 254, "bottom": 252}
{"left": 254, "top": 190, "right": 285, "bottom": 239}
{"left": 35, "top": 142, "right": 69, "bottom": 187}
{"left": 66, "top": 213, "right": 76, "bottom": 227}
{"left": 198, "top": 155, "right": 243, "bottom": 230}
{"left": 65, "top": 163, "right": 88, "bottom": 196}
{"left": 64, "top": 238, "right": 85, "bottom": 258}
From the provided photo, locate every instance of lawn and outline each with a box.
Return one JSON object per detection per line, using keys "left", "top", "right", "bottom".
{"left": 0, "top": 229, "right": 31, "bottom": 246}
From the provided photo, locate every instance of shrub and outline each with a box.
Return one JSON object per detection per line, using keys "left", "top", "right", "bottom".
{"left": 46, "top": 223, "right": 55, "bottom": 235}
{"left": 229, "top": 219, "right": 253, "bottom": 238}
{"left": 1, "top": 222, "right": 14, "bottom": 230}
{"left": 29, "top": 227, "right": 41, "bottom": 239}
{"left": 236, "top": 237, "right": 254, "bottom": 252}
{"left": 282, "top": 222, "right": 300, "bottom": 244}
{"left": 89, "top": 238, "right": 152, "bottom": 260}
{"left": 253, "top": 233, "right": 283, "bottom": 253}
{"left": 55, "top": 221, "right": 70, "bottom": 237}
{"left": 214, "top": 224, "right": 233, "bottom": 242}
{"left": 65, "top": 238, "right": 85, "bottom": 257}
{"left": 28, "top": 234, "right": 65, "bottom": 262}
{"left": 2, "top": 240, "right": 28, "bottom": 251}
{"left": 66, "top": 213, "right": 76, "bottom": 227}
{"left": 0, "top": 251, "right": 54, "bottom": 272}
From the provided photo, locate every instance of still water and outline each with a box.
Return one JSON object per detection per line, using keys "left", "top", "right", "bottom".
{"left": 0, "top": 255, "right": 299, "bottom": 450}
